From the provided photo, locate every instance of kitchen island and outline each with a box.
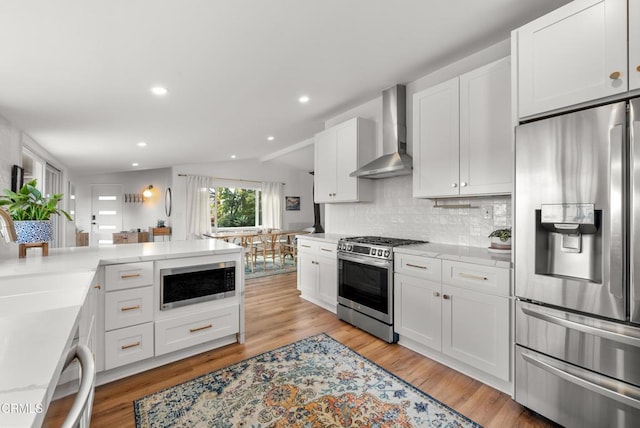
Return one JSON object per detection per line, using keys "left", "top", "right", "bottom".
{"left": 0, "top": 239, "right": 243, "bottom": 428}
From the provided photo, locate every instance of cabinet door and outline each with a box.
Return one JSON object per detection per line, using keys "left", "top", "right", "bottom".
{"left": 334, "top": 119, "right": 359, "bottom": 202}
{"left": 314, "top": 127, "right": 337, "bottom": 203}
{"left": 413, "top": 78, "right": 460, "bottom": 197}
{"left": 631, "top": 0, "right": 640, "bottom": 91}
{"left": 516, "top": 0, "right": 627, "bottom": 118}
{"left": 441, "top": 284, "right": 510, "bottom": 381}
{"left": 460, "top": 57, "right": 512, "bottom": 195}
{"left": 317, "top": 251, "right": 337, "bottom": 309}
{"left": 394, "top": 273, "right": 442, "bottom": 351}
{"left": 297, "top": 252, "right": 317, "bottom": 296}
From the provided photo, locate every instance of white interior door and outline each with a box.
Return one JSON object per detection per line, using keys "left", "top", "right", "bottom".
{"left": 91, "top": 185, "right": 123, "bottom": 246}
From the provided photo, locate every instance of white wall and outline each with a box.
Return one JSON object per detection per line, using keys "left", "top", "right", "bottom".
{"left": 323, "top": 39, "right": 512, "bottom": 247}
{"left": 171, "top": 159, "right": 314, "bottom": 240}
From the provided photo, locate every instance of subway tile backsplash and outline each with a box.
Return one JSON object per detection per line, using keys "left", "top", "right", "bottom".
{"left": 324, "top": 175, "right": 511, "bottom": 248}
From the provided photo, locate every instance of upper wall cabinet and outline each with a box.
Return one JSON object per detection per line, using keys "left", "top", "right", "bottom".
{"left": 413, "top": 57, "right": 512, "bottom": 198}
{"left": 314, "top": 117, "right": 375, "bottom": 203}
{"left": 514, "top": 0, "right": 628, "bottom": 119}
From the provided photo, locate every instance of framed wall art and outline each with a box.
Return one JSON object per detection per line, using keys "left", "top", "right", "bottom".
{"left": 285, "top": 196, "right": 300, "bottom": 211}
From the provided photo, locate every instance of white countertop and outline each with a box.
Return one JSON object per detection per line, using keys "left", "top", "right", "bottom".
{"left": 297, "top": 233, "right": 351, "bottom": 244}
{"left": 394, "top": 242, "right": 512, "bottom": 269}
{"left": 0, "top": 239, "right": 241, "bottom": 427}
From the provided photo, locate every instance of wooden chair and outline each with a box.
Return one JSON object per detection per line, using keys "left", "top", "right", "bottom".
{"left": 253, "top": 233, "right": 280, "bottom": 270}
{"left": 279, "top": 230, "right": 312, "bottom": 266}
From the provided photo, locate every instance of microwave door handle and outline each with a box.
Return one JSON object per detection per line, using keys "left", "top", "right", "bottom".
{"left": 609, "top": 116, "right": 625, "bottom": 301}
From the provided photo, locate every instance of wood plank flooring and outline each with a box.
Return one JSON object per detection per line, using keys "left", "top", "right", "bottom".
{"left": 44, "top": 272, "right": 556, "bottom": 427}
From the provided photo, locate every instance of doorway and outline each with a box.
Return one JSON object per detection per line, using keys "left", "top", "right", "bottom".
{"left": 91, "top": 184, "right": 123, "bottom": 245}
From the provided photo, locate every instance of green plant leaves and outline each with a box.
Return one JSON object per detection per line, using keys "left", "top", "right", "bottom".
{"left": 0, "top": 179, "right": 72, "bottom": 221}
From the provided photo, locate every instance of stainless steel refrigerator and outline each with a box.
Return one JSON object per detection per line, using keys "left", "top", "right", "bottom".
{"left": 514, "top": 98, "right": 640, "bottom": 428}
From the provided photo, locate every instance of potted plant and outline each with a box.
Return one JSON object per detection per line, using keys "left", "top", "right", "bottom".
{"left": 0, "top": 179, "right": 72, "bottom": 243}
{"left": 488, "top": 227, "right": 511, "bottom": 250}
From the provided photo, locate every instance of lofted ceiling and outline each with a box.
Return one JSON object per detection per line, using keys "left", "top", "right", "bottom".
{"left": 0, "top": 0, "right": 570, "bottom": 176}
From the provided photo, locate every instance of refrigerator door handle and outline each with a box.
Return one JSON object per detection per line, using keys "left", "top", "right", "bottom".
{"left": 520, "top": 350, "right": 640, "bottom": 410}
{"left": 608, "top": 118, "right": 625, "bottom": 301}
{"left": 521, "top": 304, "right": 640, "bottom": 347}
{"left": 631, "top": 98, "right": 640, "bottom": 323}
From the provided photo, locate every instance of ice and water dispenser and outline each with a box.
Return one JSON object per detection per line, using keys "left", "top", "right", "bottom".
{"left": 534, "top": 203, "right": 602, "bottom": 283}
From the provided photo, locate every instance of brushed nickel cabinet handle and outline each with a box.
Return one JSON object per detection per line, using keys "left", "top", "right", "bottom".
{"left": 190, "top": 324, "right": 213, "bottom": 333}
{"left": 458, "top": 272, "right": 488, "bottom": 281}
{"left": 321, "top": 248, "right": 333, "bottom": 252}
{"left": 406, "top": 263, "right": 427, "bottom": 270}
{"left": 121, "top": 341, "right": 141, "bottom": 350}
{"left": 609, "top": 71, "right": 621, "bottom": 80}
{"left": 433, "top": 291, "right": 440, "bottom": 297}
{"left": 301, "top": 244, "right": 311, "bottom": 248}
{"left": 121, "top": 305, "right": 141, "bottom": 312}
{"left": 442, "top": 294, "right": 450, "bottom": 300}
{"left": 121, "top": 273, "right": 141, "bottom": 279}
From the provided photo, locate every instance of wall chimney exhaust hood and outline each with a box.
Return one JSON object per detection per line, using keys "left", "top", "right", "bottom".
{"left": 350, "top": 84, "right": 412, "bottom": 179}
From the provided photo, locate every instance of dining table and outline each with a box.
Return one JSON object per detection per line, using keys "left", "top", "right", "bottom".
{"left": 203, "top": 230, "right": 310, "bottom": 270}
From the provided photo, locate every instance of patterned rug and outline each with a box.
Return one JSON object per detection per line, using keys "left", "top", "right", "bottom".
{"left": 134, "top": 334, "right": 481, "bottom": 427}
{"left": 245, "top": 255, "right": 296, "bottom": 279}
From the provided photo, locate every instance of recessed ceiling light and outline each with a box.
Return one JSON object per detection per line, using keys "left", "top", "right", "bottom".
{"left": 298, "top": 95, "right": 310, "bottom": 104}
{"left": 230, "top": 155, "right": 237, "bottom": 159}
{"left": 137, "top": 141, "right": 147, "bottom": 147}
{"left": 132, "top": 162, "right": 139, "bottom": 167}
{"left": 151, "top": 86, "right": 168, "bottom": 96}
{"left": 267, "top": 136, "right": 275, "bottom": 141}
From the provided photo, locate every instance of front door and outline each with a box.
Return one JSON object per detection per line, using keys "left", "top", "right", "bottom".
{"left": 91, "top": 185, "right": 123, "bottom": 246}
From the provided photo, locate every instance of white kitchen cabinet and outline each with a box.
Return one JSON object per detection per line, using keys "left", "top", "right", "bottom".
{"left": 631, "top": 0, "right": 640, "bottom": 91}
{"left": 104, "top": 322, "right": 154, "bottom": 370}
{"left": 314, "top": 117, "right": 375, "bottom": 203}
{"left": 515, "top": 0, "right": 627, "bottom": 118}
{"left": 394, "top": 252, "right": 511, "bottom": 386}
{"left": 441, "top": 284, "right": 510, "bottom": 381}
{"left": 394, "top": 272, "right": 442, "bottom": 350}
{"left": 413, "top": 57, "right": 511, "bottom": 198}
{"left": 297, "top": 237, "right": 338, "bottom": 312}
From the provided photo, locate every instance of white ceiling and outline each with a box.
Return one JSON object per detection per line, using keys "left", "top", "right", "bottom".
{"left": 0, "top": 0, "right": 570, "bottom": 176}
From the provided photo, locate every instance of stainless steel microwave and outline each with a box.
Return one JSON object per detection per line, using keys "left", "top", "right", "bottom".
{"left": 160, "top": 261, "right": 235, "bottom": 310}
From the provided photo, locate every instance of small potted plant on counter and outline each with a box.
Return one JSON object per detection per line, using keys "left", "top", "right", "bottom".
{"left": 488, "top": 227, "right": 511, "bottom": 253}
{"left": 0, "top": 179, "right": 72, "bottom": 245}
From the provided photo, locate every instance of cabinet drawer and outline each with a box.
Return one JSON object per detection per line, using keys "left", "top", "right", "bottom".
{"left": 318, "top": 242, "right": 337, "bottom": 256}
{"left": 105, "top": 261, "right": 153, "bottom": 291}
{"left": 105, "top": 286, "right": 154, "bottom": 331}
{"left": 442, "top": 260, "right": 509, "bottom": 297}
{"left": 155, "top": 304, "right": 239, "bottom": 356}
{"left": 298, "top": 239, "right": 319, "bottom": 254}
{"left": 104, "top": 322, "right": 154, "bottom": 370}
{"left": 394, "top": 253, "right": 441, "bottom": 282}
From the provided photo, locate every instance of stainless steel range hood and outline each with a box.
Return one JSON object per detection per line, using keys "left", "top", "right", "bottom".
{"left": 350, "top": 84, "right": 412, "bottom": 179}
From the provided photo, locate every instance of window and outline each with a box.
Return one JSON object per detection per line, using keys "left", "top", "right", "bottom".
{"left": 209, "top": 186, "right": 262, "bottom": 229}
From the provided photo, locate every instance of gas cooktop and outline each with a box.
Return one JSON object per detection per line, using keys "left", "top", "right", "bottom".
{"left": 338, "top": 236, "right": 427, "bottom": 260}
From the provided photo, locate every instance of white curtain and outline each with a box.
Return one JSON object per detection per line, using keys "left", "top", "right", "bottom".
{"left": 261, "top": 181, "right": 283, "bottom": 229}
{"left": 186, "top": 175, "right": 211, "bottom": 239}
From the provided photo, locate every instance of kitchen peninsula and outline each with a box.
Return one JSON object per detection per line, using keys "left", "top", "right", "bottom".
{"left": 0, "top": 239, "right": 244, "bottom": 428}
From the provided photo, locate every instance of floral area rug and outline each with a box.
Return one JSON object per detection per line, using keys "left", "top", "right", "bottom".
{"left": 244, "top": 255, "right": 296, "bottom": 279}
{"left": 134, "top": 333, "right": 481, "bottom": 427}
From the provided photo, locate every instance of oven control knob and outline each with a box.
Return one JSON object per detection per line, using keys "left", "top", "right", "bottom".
{"left": 339, "top": 243, "right": 344, "bottom": 250}
{"left": 384, "top": 250, "right": 390, "bottom": 257}
{"left": 370, "top": 248, "right": 376, "bottom": 256}
{"left": 347, "top": 244, "right": 352, "bottom": 251}
{"left": 377, "top": 249, "right": 383, "bottom": 256}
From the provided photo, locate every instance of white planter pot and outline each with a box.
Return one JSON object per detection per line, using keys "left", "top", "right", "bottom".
{"left": 14, "top": 220, "right": 53, "bottom": 243}
{"left": 490, "top": 236, "right": 511, "bottom": 249}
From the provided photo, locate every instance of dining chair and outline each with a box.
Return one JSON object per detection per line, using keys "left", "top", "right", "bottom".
{"left": 254, "top": 233, "right": 280, "bottom": 270}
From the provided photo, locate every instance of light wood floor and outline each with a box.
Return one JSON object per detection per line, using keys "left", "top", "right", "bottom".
{"left": 44, "top": 272, "right": 556, "bottom": 427}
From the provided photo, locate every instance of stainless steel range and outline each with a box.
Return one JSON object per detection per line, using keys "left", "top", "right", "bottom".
{"left": 337, "top": 236, "right": 426, "bottom": 343}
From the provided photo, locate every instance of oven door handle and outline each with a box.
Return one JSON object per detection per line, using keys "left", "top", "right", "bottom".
{"left": 338, "top": 253, "right": 392, "bottom": 268}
